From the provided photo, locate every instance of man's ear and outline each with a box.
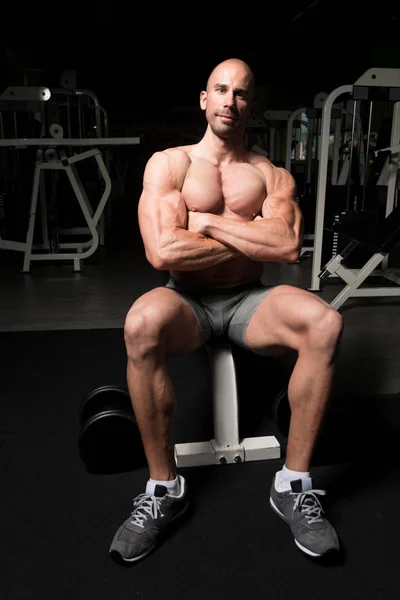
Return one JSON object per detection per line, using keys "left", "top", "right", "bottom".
{"left": 200, "top": 90, "right": 207, "bottom": 111}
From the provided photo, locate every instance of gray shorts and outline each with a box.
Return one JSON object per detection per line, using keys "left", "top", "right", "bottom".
{"left": 165, "top": 277, "right": 274, "bottom": 349}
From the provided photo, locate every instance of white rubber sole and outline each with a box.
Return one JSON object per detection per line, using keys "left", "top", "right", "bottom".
{"left": 110, "top": 501, "right": 190, "bottom": 564}
{"left": 269, "top": 497, "right": 321, "bottom": 558}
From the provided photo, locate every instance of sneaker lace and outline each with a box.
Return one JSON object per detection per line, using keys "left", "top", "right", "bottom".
{"left": 293, "top": 489, "right": 326, "bottom": 524}
{"left": 129, "top": 493, "right": 164, "bottom": 528}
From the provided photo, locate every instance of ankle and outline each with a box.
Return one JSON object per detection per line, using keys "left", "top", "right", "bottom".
{"left": 146, "top": 475, "right": 181, "bottom": 496}
{"left": 149, "top": 469, "right": 177, "bottom": 482}
{"left": 275, "top": 465, "right": 311, "bottom": 493}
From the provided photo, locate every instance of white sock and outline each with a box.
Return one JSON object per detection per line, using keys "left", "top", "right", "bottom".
{"left": 146, "top": 475, "right": 180, "bottom": 496}
{"left": 275, "top": 465, "right": 311, "bottom": 493}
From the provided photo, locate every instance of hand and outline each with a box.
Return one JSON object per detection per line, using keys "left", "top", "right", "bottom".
{"left": 187, "top": 211, "right": 210, "bottom": 235}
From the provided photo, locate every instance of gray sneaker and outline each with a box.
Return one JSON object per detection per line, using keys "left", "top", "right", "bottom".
{"left": 270, "top": 475, "right": 339, "bottom": 557}
{"left": 109, "top": 475, "right": 189, "bottom": 564}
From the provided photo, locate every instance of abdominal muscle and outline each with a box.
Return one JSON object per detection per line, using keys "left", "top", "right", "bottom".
{"left": 170, "top": 256, "right": 263, "bottom": 291}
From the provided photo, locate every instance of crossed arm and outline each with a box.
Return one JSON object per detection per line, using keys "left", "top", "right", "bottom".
{"left": 188, "top": 195, "right": 302, "bottom": 263}
{"left": 138, "top": 151, "right": 303, "bottom": 272}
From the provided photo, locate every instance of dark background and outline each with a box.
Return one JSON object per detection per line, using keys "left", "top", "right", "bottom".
{"left": 2, "top": 5, "right": 400, "bottom": 598}
{"left": 2, "top": 1, "right": 400, "bottom": 125}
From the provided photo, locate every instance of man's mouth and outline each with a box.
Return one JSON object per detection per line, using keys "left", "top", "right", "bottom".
{"left": 218, "top": 114, "right": 235, "bottom": 121}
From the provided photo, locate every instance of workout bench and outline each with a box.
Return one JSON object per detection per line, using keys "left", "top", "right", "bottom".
{"left": 174, "top": 337, "right": 281, "bottom": 467}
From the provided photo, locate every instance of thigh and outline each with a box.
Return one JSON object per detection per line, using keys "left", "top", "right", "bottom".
{"left": 235, "top": 284, "right": 335, "bottom": 356}
{"left": 125, "top": 286, "right": 210, "bottom": 355}
{"left": 228, "top": 285, "right": 275, "bottom": 350}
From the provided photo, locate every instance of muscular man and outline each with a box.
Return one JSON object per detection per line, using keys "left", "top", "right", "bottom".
{"left": 109, "top": 58, "right": 343, "bottom": 564}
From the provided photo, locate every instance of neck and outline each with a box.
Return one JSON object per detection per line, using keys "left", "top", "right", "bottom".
{"left": 196, "top": 125, "right": 247, "bottom": 165}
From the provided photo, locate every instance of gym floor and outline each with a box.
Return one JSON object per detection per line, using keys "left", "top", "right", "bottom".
{"left": 1, "top": 228, "right": 400, "bottom": 599}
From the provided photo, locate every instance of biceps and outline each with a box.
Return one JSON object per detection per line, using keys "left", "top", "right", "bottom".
{"left": 261, "top": 197, "right": 301, "bottom": 230}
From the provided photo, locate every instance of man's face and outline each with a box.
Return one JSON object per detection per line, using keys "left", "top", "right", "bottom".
{"left": 200, "top": 63, "right": 254, "bottom": 139}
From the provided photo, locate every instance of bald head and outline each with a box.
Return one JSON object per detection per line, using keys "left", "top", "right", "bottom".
{"left": 206, "top": 58, "right": 255, "bottom": 100}
{"left": 199, "top": 57, "right": 256, "bottom": 141}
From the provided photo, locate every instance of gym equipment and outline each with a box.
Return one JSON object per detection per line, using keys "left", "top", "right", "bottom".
{"left": 271, "top": 387, "right": 290, "bottom": 438}
{"left": 263, "top": 110, "right": 292, "bottom": 164}
{"left": 245, "top": 118, "right": 269, "bottom": 157}
{"left": 319, "top": 200, "right": 400, "bottom": 310}
{"left": 78, "top": 385, "right": 146, "bottom": 474}
{"left": 309, "top": 68, "right": 400, "bottom": 301}
{"left": 174, "top": 337, "right": 281, "bottom": 467}
{"left": 245, "top": 112, "right": 292, "bottom": 165}
{"left": 81, "top": 340, "right": 284, "bottom": 473}
{"left": 285, "top": 93, "right": 359, "bottom": 259}
{"left": 0, "top": 78, "right": 141, "bottom": 272}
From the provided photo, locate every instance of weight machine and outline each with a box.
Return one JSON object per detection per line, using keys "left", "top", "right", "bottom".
{"left": 309, "top": 68, "right": 400, "bottom": 309}
{"left": 285, "top": 92, "right": 366, "bottom": 258}
{"left": 0, "top": 72, "right": 141, "bottom": 272}
{"left": 285, "top": 93, "right": 330, "bottom": 256}
{"left": 245, "top": 111, "right": 293, "bottom": 165}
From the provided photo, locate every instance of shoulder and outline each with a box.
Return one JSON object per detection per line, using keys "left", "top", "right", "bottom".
{"left": 248, "top": 151, "right": 295, "bottom": 194}
{"left": 147, "top": 145, "right": 193, "bottom": 168}
{"left": 144, "top": 146, "right": 194, "bottom": 188}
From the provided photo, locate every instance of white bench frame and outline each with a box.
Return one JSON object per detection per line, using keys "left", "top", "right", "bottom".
{"left": 174, "top": 340, "right": 281, "bottom": 467}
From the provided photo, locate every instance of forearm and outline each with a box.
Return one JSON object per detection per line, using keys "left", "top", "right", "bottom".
{"left": 155, "top": 229, "right": 239, "bottom": 271}
{"left": 204, "top": 215, "right": 300, "bottom": 262}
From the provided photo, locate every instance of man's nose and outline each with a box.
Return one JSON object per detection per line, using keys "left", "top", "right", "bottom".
{"left": 224, "top": 92, "right": 235, "bottom": 108}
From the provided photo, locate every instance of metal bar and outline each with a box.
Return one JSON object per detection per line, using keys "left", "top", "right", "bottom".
{"left": 206, "top": 343, "right": 240, "bottom": 448}
{"left": 381, "top": 102, "right": 400, "bottom": 270}
{"left": 22, "top": 165, "right": 42, "bottom": 272}
{"left": 331, "top": 117, "right": 342, "bottom": 185}
{"left": 330, "top": 252, "right": 386, "bottom": 310}
{"left": 0, "top": 137, "right": 140, "bottom": 147}
{"left": 346, "top": 100, "right": 357, "bottom": 211}
{"left": 361, "top": 101, "right": 373, "bottom": 210}
{"left": 76, "top": 90, "right": 102, "bottom": 137}
{"left": 310, "top": 84, "right": 353, "bottom": 291}
{"left": 285, "top": 107, "right": 306, "bottom": 171}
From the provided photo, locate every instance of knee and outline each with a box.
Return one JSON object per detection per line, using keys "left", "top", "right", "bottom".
{"left": 307, "top": 307, "right": 343, "bottom": 354}
{"left": 124, "top": 305, "right": 164, "bottom": 361}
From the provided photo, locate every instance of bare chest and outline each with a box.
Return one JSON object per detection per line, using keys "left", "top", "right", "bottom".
{"left": 181, "top": 161, "right": 266, "bottom": 219}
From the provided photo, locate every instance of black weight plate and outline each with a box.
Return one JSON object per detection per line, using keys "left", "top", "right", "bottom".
{"left": 80, "top": 385, "right": 132, "bottom": 426}
{"left": 271, "top": 388, "right": 291, "bottom": 438}
{"left": 78, "top": 410, "right": 146, "bottom": 474}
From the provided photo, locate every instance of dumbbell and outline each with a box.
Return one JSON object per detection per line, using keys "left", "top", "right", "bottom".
{"left": 78, "top": 385, "right": 146, "bottom": 474}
